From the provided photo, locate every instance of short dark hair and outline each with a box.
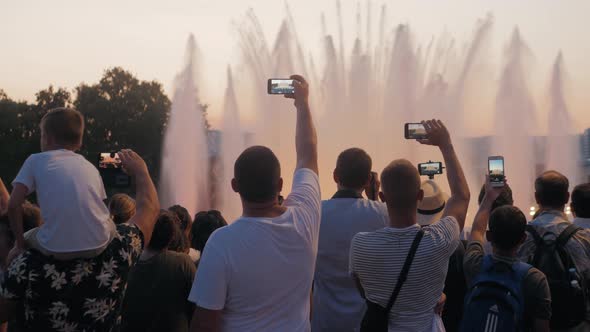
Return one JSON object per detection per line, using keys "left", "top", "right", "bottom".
{"left": 489, "top": 205, "right": 527, "bottom": 251}
{"left": 234, "top": 146, "right": 281, "bottom": 203}
{"left": 478, "top": 184, "right": 514, "bottom": 211}
{"left": 335, "top": 148, "right": 372, "bottom": 190}
{"left": 535, "top": 170, "right": 569, "bottom": 209}
{"left": 40, "top": 107, "right": 84, "bottom": 147}
{"left": 149, "top": 210, "right": 179, "bottom": 251}
{"left": 191, "top": 210, "right": 227, "bottom": 252}
{"left": 168, "top": 205, "right": 192, "bottom": 231}
{"left": 571, "top": 183, "right": 590, "bottom": 218}
{"left": 380, "top": 159, "right": 421, "bottom": 210}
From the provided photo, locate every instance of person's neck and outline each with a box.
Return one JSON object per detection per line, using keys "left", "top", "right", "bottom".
{"left": 387, "top": 208, "right": 418, "bottom": 228}
{"left": 140, "top": 248, "right": 164, "bottom": 261}
{"left": 492, "top": 246, "right": 517, "bottom": 258}
{"left": 43, "top": 144, "right": 74, "bottom": 152}
{"left": 336, "top": 185, "right": 363, "bottom": 196}
{"left": 539, "top": 205, "right": 565, "bottom": 213}
{"left": 242, "top": 198, "right": 286, "bottom": 218}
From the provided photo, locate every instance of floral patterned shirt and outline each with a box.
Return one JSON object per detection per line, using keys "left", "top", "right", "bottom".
{"left": 0, "top": 224, "right": 144, "bottom": 332}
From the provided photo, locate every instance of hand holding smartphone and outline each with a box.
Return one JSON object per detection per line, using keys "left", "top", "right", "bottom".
{"left": 98, "top": 152, "right": 131, "bottom": 187}
{"left": 488, "top": 156, "right": 505, "bottom": 187}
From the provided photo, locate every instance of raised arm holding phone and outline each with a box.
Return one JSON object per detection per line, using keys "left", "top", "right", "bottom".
{"left": 189, "top": 75, "right": 321, "bottom": 332}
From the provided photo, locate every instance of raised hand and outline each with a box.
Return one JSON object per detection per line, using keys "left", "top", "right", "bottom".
{"left": 118, "top": 149, "right": 149, "bottom": 177}
{"left": 284, "top": 74, "right": 309, "bottom": 108}
{"left": 417, "top": 119, "right": 452, "bottom": 149}
{"left": 483, "top": 174, "right": 508, "bottom": 204}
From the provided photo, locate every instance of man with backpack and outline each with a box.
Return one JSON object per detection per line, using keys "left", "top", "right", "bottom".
{"left": 463, "top": 176, "right": 551, "bottom": 332}
{"left": 518, "top": 171, "right": 590, "bottom": 331}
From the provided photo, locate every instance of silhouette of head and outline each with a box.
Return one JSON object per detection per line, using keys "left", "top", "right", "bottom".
{"left": 486, "top": 205, "right": 527, "bottom": 252}
{"left": 380, "top": 159, "right": 423, "bottom": 213}
{"left": 534, "top": 170, "right": 569, "bottom": 211}
{"left": 571, "top": 183, "right": 590, "bottom": 218}
{"left": 40, "top": 107, "right": 84, "bottom": 151}
{"left": 191, "top": 210, "right": 228, "bottom": 252}
{"left": 334, "top": 148, "right": 372, "bottom": 191}
{"left": 149, "top": 210, "right": 179, "bottom": 251}
{"left": 232, "top": 146, "right": 283, "bottom": 204}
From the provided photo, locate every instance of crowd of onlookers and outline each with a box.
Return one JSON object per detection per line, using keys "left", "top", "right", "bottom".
{"left": 0, "top": 74, "right": 588, "bottom": 332}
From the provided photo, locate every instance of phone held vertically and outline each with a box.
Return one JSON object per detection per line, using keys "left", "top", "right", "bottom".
{"left": 267, "top": 79, "right": 295, "bottom": 95}
{"left": 404, "top": 123, "right": 427, "bottom": 140}
{"left": 488, "top": 156, "right": 505, "bottom": 187}
{"left": 418, "top": 161, "right": 443, "bottom": 178}
{"left": 98, "top": 152, "right": 130, "bottom": 188}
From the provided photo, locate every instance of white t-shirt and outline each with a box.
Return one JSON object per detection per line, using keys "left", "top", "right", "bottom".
{"left": 188, "top": 168, "right": 321, "bottom": 332}
{"left": 312, "top": 197, "right": 388, "bottom": 332}
{"left": 13, "top": 149, "right": 114, "bottom": 252}
{"left": 349, "top": 217, "right": 460, "bottom": 332}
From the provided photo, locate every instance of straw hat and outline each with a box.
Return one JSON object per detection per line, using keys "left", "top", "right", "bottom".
{"left": 417, "top": 180, "right": 448, "bottom": 226}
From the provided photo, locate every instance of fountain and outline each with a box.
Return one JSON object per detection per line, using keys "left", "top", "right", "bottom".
{"left": 159, "top": 4, "right": 583, "bottom": 224}
{"left": 159, "top": 35, "right": 210, "bottom": 217}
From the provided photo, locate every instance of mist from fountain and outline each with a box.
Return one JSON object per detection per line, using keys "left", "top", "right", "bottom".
{"left": 159, "top": 35, "right": 210, "bottom": 217}
{"left": 493, "top": 28, "right": 537, "bottom": 209}
{"left": 161, "top": 4, "right": 581, "bottom": 224}
{"left": 546, "top": 53, "right": 580, "bottom": 185}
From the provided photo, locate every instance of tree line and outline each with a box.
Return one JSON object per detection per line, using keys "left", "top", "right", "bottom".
{"left": 0, "top": 67, "right": 209, "bottom": 195}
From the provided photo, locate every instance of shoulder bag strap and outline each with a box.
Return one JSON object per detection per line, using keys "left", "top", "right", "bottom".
{"left": 556, "top": 224, "right": 581, "bottom": 248}
{"left": 385, "top": 229, "right": 424, "bottom": 312}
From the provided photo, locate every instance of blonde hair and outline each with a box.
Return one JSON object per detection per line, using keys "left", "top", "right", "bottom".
{"left": 109, "top": 194, "right": 136, "bottom": 224}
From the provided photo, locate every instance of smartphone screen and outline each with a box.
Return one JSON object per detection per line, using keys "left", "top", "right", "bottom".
{"left": 488, "top": 157, "right": 505, "bottom": 186}
{"left": 267, "top": 79, "right": 295, "bottom": 94}
{"left": 419, "top": 162, "right": 442, "bottom": 176}
{"left": 99, "top": 152, "right": 122, "bottom": 169}
{"left": 405, "top": 123, "right": 427, "bottom": 139}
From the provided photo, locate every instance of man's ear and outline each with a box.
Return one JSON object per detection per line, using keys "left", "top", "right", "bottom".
{"left": 486, "top": 230, "right": 493, "bottom": 243}
{"left": 231, "top": 178, "right": 239, "bottom": 193}
{"left": 333, "top": 170, "right": 339, "bottom": 185}
{"left": 417, "top": 189, "right": 425, "bottom": 202}
{"left": 278, "top": 178, "right": 284, "bottom": 193}
{"left": 378, "top": 191, "right": 386, "bottom": 203}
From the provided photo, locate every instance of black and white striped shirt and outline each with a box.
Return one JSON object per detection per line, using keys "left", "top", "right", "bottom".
{"left": 349, "top": 216, "right": 460, "bottom": 332}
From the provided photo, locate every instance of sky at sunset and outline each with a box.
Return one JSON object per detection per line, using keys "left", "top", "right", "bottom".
{"left": 1, "top": 0, "right": 589, "bottom": 130}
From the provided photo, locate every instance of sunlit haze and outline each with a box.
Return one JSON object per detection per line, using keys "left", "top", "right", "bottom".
{"left": 1, "top": 0, "right": 589, "bottom": 131}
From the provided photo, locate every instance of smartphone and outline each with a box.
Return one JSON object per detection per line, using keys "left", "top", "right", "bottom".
{"left": 488, "top": 156, "right": 505, "bottom": 187}
{"left": 418, "top": 162, "right": 443, "bottom": 176}
{"left": 98, "top": 152, "right": 122, "bottom": 169}
{"left": 98, "top": 152, "right": 130, "bottom": 187}
{"left": 404, "top": 123, "right": 427, "bottom": 139}
{"left": 267, "top": 78, "right": 295, "bottom": 95}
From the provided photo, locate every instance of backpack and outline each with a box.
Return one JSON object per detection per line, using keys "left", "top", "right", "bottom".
{"left": 459, "top": 255, "right": 531, "bottom": 332}
{"left": 526, "top": 224, "right": 587, "bottom": 329}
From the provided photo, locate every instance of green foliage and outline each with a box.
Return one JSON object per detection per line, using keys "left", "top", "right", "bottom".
{"left": 0, "top": 67, "right": 194, "bottom": 197}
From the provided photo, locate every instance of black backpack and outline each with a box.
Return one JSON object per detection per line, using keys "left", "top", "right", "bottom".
{"left": 526, "top": 224, "right": 588, "bottom": 329}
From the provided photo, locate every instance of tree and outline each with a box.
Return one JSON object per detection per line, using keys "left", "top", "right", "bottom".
{"left": 74, "top": 67, "right": 171, "bottom": 185}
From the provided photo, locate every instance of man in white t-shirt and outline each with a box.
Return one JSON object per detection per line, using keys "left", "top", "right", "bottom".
{"left": 8, "top": 108, "right": 115, "bottom": 261}
{"left": 349, "top": 120, "right": 470, "bottom": 331}
{"left": 188, "top": 74, "right": 320, "bottom": 332}
{"left": 312, "top": 148, "right": 387, "bottom": 332}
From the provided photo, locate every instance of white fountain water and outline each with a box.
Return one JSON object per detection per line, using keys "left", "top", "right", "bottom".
{"left": 159, "top": 35, "right": 210, "bottom": 217}
{"left": 546, "top": 53, "right": 580, "bottom": 185}
{"left": 160, "top": 4, "right": 582, "bottom": 224}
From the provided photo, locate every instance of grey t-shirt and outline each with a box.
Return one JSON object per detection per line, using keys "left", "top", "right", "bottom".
{"left": 463, "top": 241, "right": 552, "bottom": 323}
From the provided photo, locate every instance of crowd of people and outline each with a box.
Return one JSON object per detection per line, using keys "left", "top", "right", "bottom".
{"left": 0, "top": 74, "right": 588, "bottom": 332}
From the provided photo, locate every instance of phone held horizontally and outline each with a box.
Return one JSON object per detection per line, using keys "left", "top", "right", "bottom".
{"left": 418, "top": 161, "right": 443, "bottom": 179}
{"left": 267, "top": 78, "right": 295, "bottom": 95}
{"left": 488, "top": 156, "right": 505, "bottom": 187}
{"left": 98, "top": 152, "right": 130, "bottom": 188}
{"left": 404, "top": 123, "right": 427, "bottom": 140}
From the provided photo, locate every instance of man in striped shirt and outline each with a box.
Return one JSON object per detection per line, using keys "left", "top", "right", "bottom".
{"left": 349, "top": 120, "right": 470, "bottom": 331}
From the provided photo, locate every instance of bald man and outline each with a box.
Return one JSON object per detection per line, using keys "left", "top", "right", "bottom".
{"left": 349, "top": 120, "right": 470, "bottom": 331}
{"left": 517, "top": 171, "right": 590, "bottom": 331}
